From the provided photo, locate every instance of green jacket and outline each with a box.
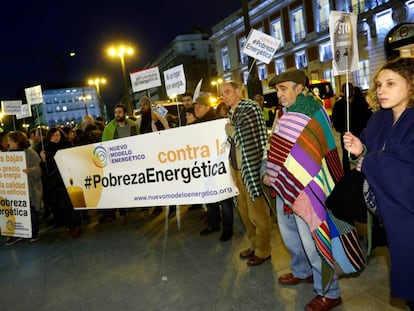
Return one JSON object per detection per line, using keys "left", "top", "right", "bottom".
{"left": 101, "top": 118, "right": 140, "bottom": 141}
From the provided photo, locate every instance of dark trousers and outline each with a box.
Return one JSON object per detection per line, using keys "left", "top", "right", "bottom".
{"left": 30, "top": 205, "right": 39, "bottom": 238}
{"left": 57, "top": 188, "right": 81, "bottom": 229}
{"left": 206, "top": 202, "right": 220, "bottom": 229}
{"left": 220, "top": 198, "right": 234, "bottom": 233}
{"left": 206, "top": 198, "right": 234, "bottom": 232}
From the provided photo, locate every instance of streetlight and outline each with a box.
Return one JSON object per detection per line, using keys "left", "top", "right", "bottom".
{"left": 107, "top": 45, "right": 134, "bottom": 114}
{"left": 79, "top": 94, "right": 92, "bottom": 115}
{"left": 88, "top": 77, "right": 107, "bottom": 121}
{"left": 211, "top": 78, "right": 223, "bottom": 97}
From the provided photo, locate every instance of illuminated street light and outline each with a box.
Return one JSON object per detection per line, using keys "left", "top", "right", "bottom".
{"left": 88, "top": 77, "right": 107, "bottom": 121}
{"left": 107, "top": 45, "right": 134, "bottom": 114}
{"left": 79, "top": 94, "right": 92, "bottom": 115}
{"left": 211, "top": 78, "right": 223, "bottom": 97}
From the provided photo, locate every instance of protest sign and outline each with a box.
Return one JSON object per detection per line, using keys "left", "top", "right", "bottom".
{"left": 164, "top": 64, "right": 186, "bottom": 97}
{"left": 329, "top": 11, "right": 359, "bottom": 75}
{"left": 130, "top": 66, "right": 162, "bottom": 93}
{"left": 54, "top": 119, "right": 238, "bottom": 209}
{"left": 242, "top": 28, "right": 281, "bottom": 64}
{"left": 0, "top": 151, "right": 32, "bottom": 238}
{"left": 24, "top": 85, "right": 43, "bottom": 106}
{"left": 1, "top": 100, "right": 22, "bottom": 116}
{"left": 16, "top": 104, "right": 32, "bottom": 120}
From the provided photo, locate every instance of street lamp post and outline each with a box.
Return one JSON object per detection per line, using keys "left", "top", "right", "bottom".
{"left": 88, "top": 78, "right": 107, "bottom": 121}
{"left": 211, "top": 78, "right": 223, "bottom": 98}
{"left": 108, "top": 45, "right": 134, "bottom": 115}
{"left": 79, "top": 93, "right": 92, "bottom": 115}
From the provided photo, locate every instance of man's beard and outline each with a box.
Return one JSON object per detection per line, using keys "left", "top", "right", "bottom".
{"left": 116, "top": 115, "right": 126, "bottom": 122}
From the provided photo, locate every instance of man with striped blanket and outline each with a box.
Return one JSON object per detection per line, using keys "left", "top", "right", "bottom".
{"left": 262, "top": 69, "right": 364, "bottom": 311}
{"left": 222, "top": 81, "right": 272, "bottom": 267}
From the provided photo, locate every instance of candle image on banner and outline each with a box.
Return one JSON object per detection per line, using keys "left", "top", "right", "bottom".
{"left": 67, "top": 177, "right": 87, "bottom": 208}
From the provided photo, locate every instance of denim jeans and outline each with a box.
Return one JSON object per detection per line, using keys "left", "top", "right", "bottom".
{"left": 276, "top": 196, "right": 340, "bottom": 299}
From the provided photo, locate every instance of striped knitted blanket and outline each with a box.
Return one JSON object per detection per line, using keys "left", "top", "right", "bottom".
{"left": 231, "top": 99, "right": 268, "bottom": 200}
{"left": 266, "top": 94, "right": 365, "bottom": 286}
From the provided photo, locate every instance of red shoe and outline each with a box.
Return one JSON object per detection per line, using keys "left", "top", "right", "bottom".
{"left": 278, "top": 272, "right": 313, "bottom": 285}
{"left": 305, "top": 295, "right": 342, "bottom": 311}
{"left": 239, "top": 249, "right": 255, "bottom": 259}
{"left": 247, "top": 255, "right": 271, "bottom": 266}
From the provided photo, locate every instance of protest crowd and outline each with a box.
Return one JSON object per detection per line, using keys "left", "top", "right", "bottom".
{"left": 1, "top": 60, "right": 414, "bottom": 311}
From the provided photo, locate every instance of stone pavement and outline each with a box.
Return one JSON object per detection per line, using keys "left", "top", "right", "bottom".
{"left": 0, "top": 205, "right": 408, "bottom": 311}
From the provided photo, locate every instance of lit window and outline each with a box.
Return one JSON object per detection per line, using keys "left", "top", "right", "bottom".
{"left": 315, "top": 0, "right": 330, "bottom": 32}
{"left": 319, "top": 42, "right": 332, "bottom": 62}
{"left": 323, "top": 69, "right": 336, "bottom": 95}
{"left": 350, "top": 0, "right": 365, "bottom": 14}
{"left": 258, "top": 64, "right": 268, "bottom": 80}
{"left": 275, "top": 59, "right": 285, "bottom": 75}
{"left": 221, "top": 46, "right": 231, "bottom": 71}
{"left": 375, "top": 9, "right": 393, "bottom": 34}
{"left": 295, "top": 51, "right": 307, "bottom": 69}
{"left": 62, "top": 106, "right": 67, "bottom": 112}
{"left": 242, "top": 70, "right": 249, "bottom": 85}
{"left": 356, "top": 59, "right": 370, "bottom": 90}
{"left": 239, "top": 37, "right": 248, "bottom": 64}
{"left": 291, "top": 8, "right": 306, "bottom": 43}
{"left": 270, "top": 18, "right": 284, "bottom": 47}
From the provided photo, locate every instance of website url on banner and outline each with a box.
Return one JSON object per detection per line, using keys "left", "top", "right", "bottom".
{"left": 133, "top": 187, "right": 233, "bottom": 201}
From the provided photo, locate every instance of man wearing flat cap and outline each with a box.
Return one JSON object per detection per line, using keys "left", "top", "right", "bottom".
{"left": 262, "top": 69, "right": 364, "bottom": 310}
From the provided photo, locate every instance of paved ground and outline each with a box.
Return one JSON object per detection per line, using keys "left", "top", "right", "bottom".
{"left": 0, "top": 205, "right": 408, "bottom": 311}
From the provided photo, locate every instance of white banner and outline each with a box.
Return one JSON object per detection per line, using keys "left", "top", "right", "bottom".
{"left": 130, "top": 66, "right": 162, "bottom": 93}
{"left": 242, "top": 28, "right": 281, "bottom": 64}
{"left": 1, "top": 100, "right": 22, "bottom": 115}
{"left": 164, "top": 64, "right": 186, "bottom": 97}
{"left": 0, "top": 152, "right": 32, "bottom": 238}
{"left": 24, "top": 85, "right": 43, "bottom": 106}
{"left": 329, "top": 11, "right": 359, "bottom": 75}
{"left": 16, "top": 104, "right": 32, "bottom": 120}
{"left": 54, "top": 119, "right": 238, "bottom": 209}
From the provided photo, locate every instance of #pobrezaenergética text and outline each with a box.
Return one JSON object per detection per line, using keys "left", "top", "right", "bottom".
{"left": 84, "top": 160, "right": 227, "bottom": 189}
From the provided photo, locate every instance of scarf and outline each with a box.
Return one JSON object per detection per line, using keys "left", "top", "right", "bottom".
{"left": 230, "top": 99, "right": 268, "bottom": 200}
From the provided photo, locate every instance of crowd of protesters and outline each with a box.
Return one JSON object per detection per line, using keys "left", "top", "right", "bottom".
{"left": 2, "top": 58, "right": 413, "bottom": 310}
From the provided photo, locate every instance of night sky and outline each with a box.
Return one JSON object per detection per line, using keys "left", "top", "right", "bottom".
{"left": 0, "top": 0, "right": 242, "bottom": 106}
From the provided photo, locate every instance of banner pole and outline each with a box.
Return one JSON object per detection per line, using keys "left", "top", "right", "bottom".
{"left": 176, "top": 96, "right": 182, "bottom": 127}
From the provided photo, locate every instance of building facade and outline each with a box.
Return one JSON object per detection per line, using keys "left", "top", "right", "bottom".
{"left": 134, "top": 30, "right": 218, "bottom": 104}
{"left": 35, "top": 86, "right": 101, "bottom": 128}
{"left": 210, "top": 0, "right": 414, "bottom": 98}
